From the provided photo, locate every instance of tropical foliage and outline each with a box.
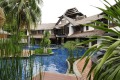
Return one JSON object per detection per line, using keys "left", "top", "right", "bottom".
{"left": 0, "top": 0, "right": 42, "bottom": 32}
{"left": 0, "top": 0, "right": 42, "bottom": 80}
{"left": 40, "top": 30, "right": 51, "bottom": 53}
{"left": 79, "top": 0, "right": 120, "bottom": 80}
{"left": 64, "top": 39, "right": 82, "bottom": 73}
{"left": 35, "top": 48, "right": 52, "bottom": 54}
{"left": 64, "top": 41, "right": 76, "bottom": 58}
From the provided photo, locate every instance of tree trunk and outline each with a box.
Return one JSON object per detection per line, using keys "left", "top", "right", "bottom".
{"left": 43, "top": 47, "right": 47, "bottom": 53}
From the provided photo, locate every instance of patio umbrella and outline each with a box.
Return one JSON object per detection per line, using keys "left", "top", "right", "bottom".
{"left": 0, "top": 7, "right": 5, "bottom": 27}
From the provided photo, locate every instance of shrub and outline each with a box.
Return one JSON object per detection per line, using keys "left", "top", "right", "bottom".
{"left": 35, "top": 48, "right": 43, "bottom": 54}
{"left": 35, "top": 48, "right": 52, "bottom": 54}
{"left": 47, "top": 49, "right": 52, "bottom": 54}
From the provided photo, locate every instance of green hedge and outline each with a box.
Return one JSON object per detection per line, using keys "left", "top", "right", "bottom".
{"left": 35, "top": 48, "right": 52, "bottom": 54}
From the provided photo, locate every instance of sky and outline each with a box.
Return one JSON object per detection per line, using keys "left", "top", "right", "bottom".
{"left": 41, "top": 0, "right": 115, "bottom": 23}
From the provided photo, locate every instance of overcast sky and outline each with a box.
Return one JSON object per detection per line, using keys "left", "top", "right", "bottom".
{"left": 41, "top": 0, "right": 115, "bottom": 23}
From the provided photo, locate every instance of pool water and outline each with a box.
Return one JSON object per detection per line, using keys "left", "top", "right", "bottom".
{"left": 0, "top": 48, "right": 86, "bottom": 80}
{"left": 29, "top": 48, "right": 85, "bottom": 75}
{"left": 23, "top": 45, "right": 40, "bottom": 50}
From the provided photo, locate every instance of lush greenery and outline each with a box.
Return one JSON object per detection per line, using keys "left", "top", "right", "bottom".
{"left": 79, "top": 0, "right": 120, "bottom": 80}
{"left": 0, "top": 0, "right": 42, "bottom": 32}
{"left": 35, "top": 31, "right": 52, "bottom": 55}
{"left": 64, "top": 39, "right": 81, "bottom": 73}
{"left": 35, "top": 48, "right": 52, "bottom": 54}
{"left": 64, "top": 41, "right": 76, "bottom": 58}
{"left": 40, "top": 30, "right": 51, "bottom": 54}
{"left": 0, "top": 0, "right": 42, "bottom": 80}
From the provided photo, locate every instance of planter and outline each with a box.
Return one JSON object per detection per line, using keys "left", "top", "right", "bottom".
{"left": 66, "top": 58, "right": 75, "bottom": 74}
{"left": 66, "top": 59, "right": 71, "bottom": 74}
{"left": 35, "top": 48, "right": 53, "bottom": 55}
{"left": 34, "top": 52, "right": 54, "bottom": 56}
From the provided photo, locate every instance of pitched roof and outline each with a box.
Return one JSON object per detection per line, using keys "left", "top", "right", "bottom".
{"left": 55, "top": 22, "right": 67, "bottom": 29}
{"left": 68, "top": 30, "right": 105, "bottom": 38}
{"left": 75, "top": 14, "right": 104, "bottom": 26}
{"left": 30, "top": 23, "right": 55, "bottom": 30}
{"left": 31, "top": 34, "right": 55, "bottom": 38}
{"left": 55, "top": 14, "right": 104, "bottom": 29}
{"left": 63, "top": 15, "right": 77, "bottom": 26}
{"left": 64, "top": 7, "right": 84, "bottom": 18}
{"left": 55, "top": 8, "right": 86, "bottom": 28}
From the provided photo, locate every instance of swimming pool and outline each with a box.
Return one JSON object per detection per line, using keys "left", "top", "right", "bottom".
{"left": 23, "top": 45, "right": 40, "bottom": 50}
{"left": 0, "top": 48, "right": 86, "bottom": 80}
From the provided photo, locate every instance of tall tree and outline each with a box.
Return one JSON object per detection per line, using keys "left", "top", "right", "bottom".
{"left": 0, "top": 0, "right": 42, "bottom": 32}
{"left": 0, "top": 0, "right": 43, "bottom": 80}
{"left": 0, "top": 0, "right": 42, "bottom": 47}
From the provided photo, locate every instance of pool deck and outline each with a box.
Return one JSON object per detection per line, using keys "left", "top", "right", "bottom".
{"left": 32, "top": 72, "right": 80, "bottom": 80}
{"left": 32, "top": 58, "right": 93, "bottom": 80}
{"left": 77, "top": 58, "right": 93, "bottom": 80}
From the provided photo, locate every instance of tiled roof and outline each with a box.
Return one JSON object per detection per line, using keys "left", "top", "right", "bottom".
{"left": 30, "top": 23, "right": 55, "bottom": 30}
{"left": 31, "top": 34, "right": 55, "bottom": 38}
{"left": 68, "top": 30, "right": 105, "bottom": 38}
{"left": 75, "top": 14, "right": 104, "bottom": 26}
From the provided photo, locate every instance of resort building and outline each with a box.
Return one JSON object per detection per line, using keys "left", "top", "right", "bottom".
{"left": 30, "top": 23, "right": 56, "bottom": 44}
{"left": 54, "top": 8, "right": 105, "bottom": 47}
{"left": 70, "top": 13, "right": 106, "bottom": 47}
{"left": 54, "top": 8, "right": 86, "bottom": 44}
{"left": 29, "top": 7, "right": 120, "bottom": 47}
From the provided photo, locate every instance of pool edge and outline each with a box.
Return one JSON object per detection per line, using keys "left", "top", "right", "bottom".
{"left": 73, "top": 59, "right": 82, "bottom": 77}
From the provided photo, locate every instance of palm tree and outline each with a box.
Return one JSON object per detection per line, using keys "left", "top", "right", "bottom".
{"left": 0, "top": 0, "right": 42, "bottom": 46}
{"left": 40, "top": 30, "right": 51, "bottom": 53}
{"left": 0, "top": 0, "right": 42, "bottom": 80}
{"left": 0, "top": 0, "right": 42, "bottom": 30}
{"left": 64, "top": 40, "right": 77, "bottom": 73}
{"left": 79, "top": 0, "right": 120, "bottom": 80}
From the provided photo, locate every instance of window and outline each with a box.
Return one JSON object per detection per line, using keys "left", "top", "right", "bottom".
{"left": 86, "top": 26, "right": 89, "bottom": 30}
{"left": 38, "top": 30, "right": 43, "bottom": 34}
{"left": 31, "top": 30, "right": 36, "bottom": 34}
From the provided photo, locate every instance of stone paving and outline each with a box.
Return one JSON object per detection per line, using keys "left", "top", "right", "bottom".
{"left": 77, "top": 58, "right": 93, "bottom": 80}
{"left": 32, "top": 72, "right": 81, "bottom": 80}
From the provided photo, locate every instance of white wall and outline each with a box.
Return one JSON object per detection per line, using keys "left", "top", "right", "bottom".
{"left": 27, "top": 30, "right": 29, "bottom": 36}
{"left": 68, "top": 24, "right": 74, "bottom": 36}
{"left": 49, "top": 30, "right": 51, "bottom": 34}
{"left": 84, "top": 26, "right": 94, "bottom": 32}
{"left": 88, "top": 26, "right": 94, "bottom": 31}
{"left": 83, "top": 26, "right": 86, "bottom": 32}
